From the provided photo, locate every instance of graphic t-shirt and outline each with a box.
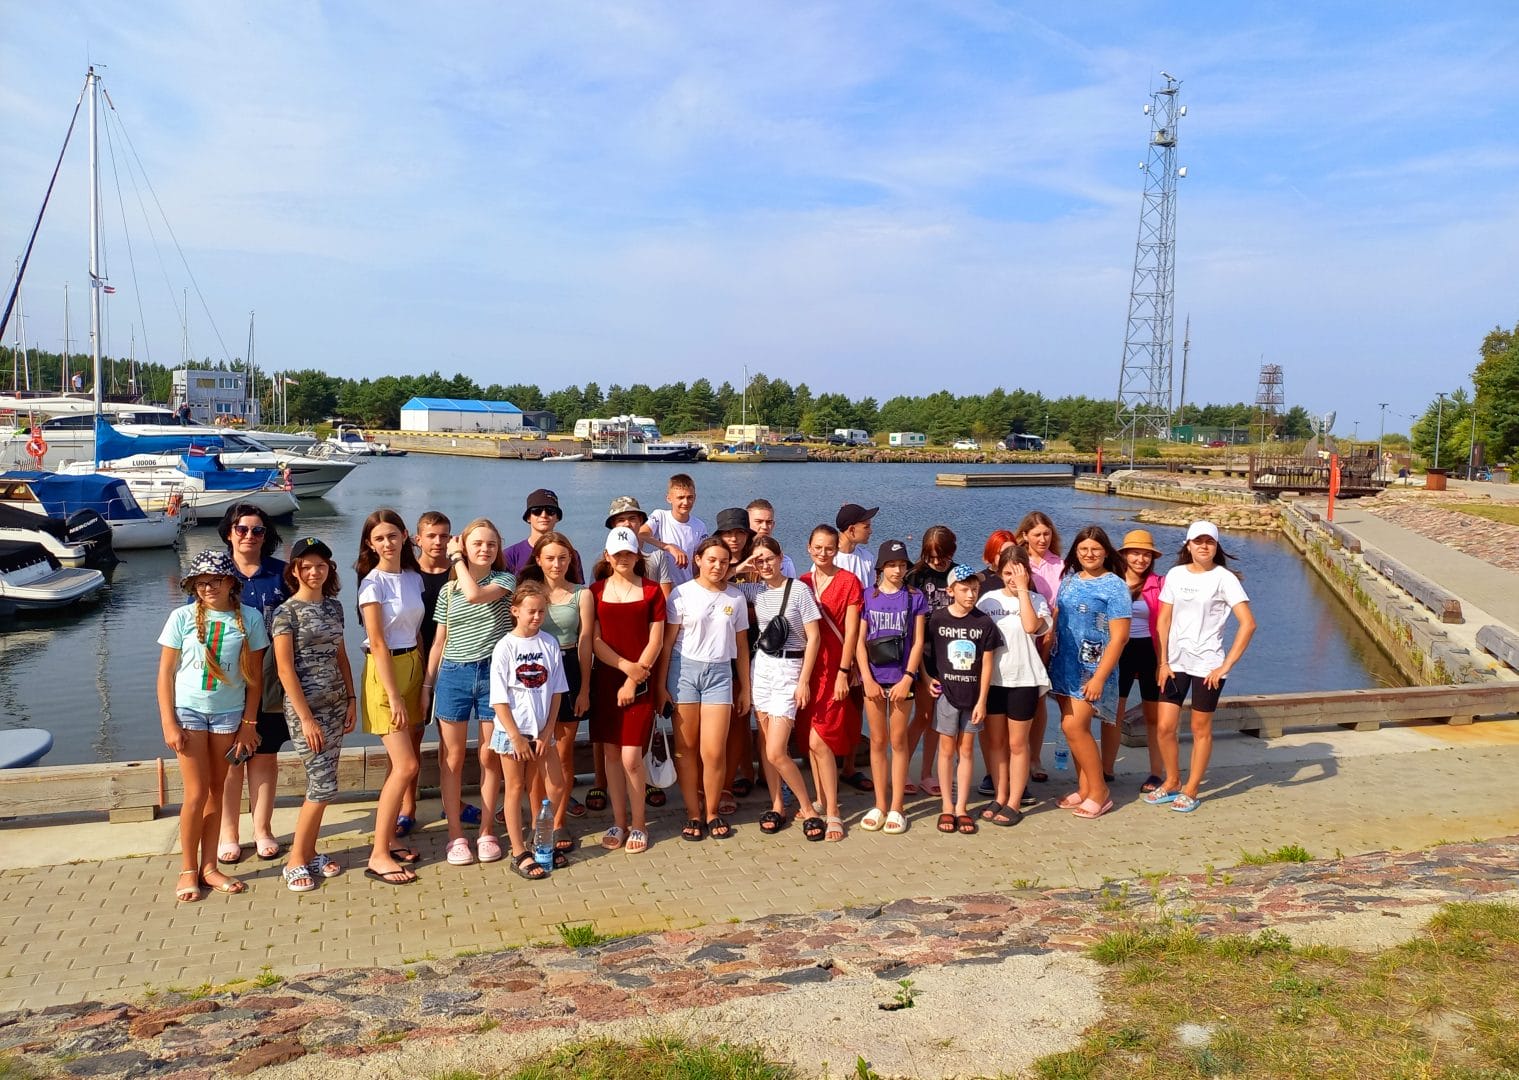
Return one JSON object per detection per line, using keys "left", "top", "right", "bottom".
{"left": 976, "top": 589, "right": 1052, "bottom": 690}
{"left": 906, "top": 564, "right": 953, "bottom": 613}
{"left": 923, "top": 607, "right": 1004, "bottom": 711}
{"left": 1159, "top": 565, "right": 1250, "bottom": 675}
{"left": 647, "top": 510, "right": 707, "bottom": 587}
{"left": 488, "top": 630, "right": 569, "bottom": 738}
{"left": 159, "top": 603, "right": 271, "bottom": 713}
{"left": 357, "top": 568, "right": 425, "bottom": 651}
{"left": 859, "top": 587, "right": 928, "bottom": 684}
{"left": 668, "top": 580, "right": 749, "bottom": 662}
{"left": 435, "top": 570, "right": 516, "bottom": 662}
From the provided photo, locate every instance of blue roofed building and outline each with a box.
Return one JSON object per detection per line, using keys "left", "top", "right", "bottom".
{"left": 399, "top": 397, "right": 524, "bottom": 434}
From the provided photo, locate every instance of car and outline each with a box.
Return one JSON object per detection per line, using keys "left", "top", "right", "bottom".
{"left": 952, "top": 439, "right": 980, "bottom": 451}
{"left": 782, "top": 433, "right": 807, "bottom": 443}
{"left": 825, "top": 434, "right": 847, "bottom": 446}
{"left": 1207, "top": 439, "right": 1228, "bottom": 448}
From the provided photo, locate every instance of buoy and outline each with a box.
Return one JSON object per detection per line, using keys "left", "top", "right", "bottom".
{"left": 24, "top": 426, "right": 47, "bottom": 467}
{"left": 166, "top": 492, "right": 183, "bottom": 517}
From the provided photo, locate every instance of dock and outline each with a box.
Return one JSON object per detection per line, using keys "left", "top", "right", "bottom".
{"left": 936, "top": 469, "right": 1074, "bottom": 487}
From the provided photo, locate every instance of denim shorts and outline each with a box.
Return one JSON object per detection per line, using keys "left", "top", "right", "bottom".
{"left": 668, "top": 651, "right": 734, "bottom": 706}
{"left": 175, "top": 707, "right": 244, "bottom": 734}
{"left": 433, "top": 657, "right": 493, "bottom": 723}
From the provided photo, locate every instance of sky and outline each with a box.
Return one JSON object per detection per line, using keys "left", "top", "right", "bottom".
{"left": 2, "top": 2, "right": 1517, "bottom": 436}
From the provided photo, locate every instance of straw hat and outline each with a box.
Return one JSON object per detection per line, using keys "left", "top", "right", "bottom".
{"left": 1118, "top": 529, "right": 1163, "bottom": 556}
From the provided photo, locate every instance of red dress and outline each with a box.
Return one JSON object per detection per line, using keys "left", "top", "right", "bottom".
{"left": 797, "top": 568, "right": 863, "bottom": 756}
{"left": 589, "top": 578, "right": 666, "bottom": 747}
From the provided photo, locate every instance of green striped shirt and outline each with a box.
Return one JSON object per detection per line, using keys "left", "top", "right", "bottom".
{"left": 435, "top": 570, "right": 516, "bottom": 662}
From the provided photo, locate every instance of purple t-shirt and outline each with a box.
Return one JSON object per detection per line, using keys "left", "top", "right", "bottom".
{"left": 860, "top": 586, "right": 928, "bottom": 684}
{"left": 503, "top": 537, "right": 585, "bottom": 584}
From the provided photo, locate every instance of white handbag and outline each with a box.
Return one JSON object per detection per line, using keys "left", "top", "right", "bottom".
{"left": 643, "top": 707, "right": 676, "bottom": 789}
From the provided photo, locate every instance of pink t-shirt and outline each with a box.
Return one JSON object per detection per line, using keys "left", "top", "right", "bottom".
{"left": 1029, "top": 550, "right": 1064, "bottom": 609}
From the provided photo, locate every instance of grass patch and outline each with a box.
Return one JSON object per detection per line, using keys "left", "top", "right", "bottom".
{"left": 1238, "top": 844, "right": 1313, "bottom": 865}
{"left": 1037, "top": 901, "right": 1519, "bottom": 1078}
{"left": 482, "top": 1035, "right": 794, "bottom": 1079}
{"left": 555, "top": 922, "right": 611, "bottom": 948}
{"left": 0, "top": 1054, "right": 42, "bottom": 1079}
{"left": 1440, "top": 502, "right": 1519, "bottom": 527}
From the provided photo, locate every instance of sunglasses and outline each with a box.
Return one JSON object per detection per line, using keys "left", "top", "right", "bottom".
{"left": 528, "top": 507, "right": 559, "bottom": 517}
{"left": 232, "top": 524, "right": 267, "bottom": 537}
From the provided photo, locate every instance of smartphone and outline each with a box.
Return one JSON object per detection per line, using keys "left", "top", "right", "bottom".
{"left": 633, "top": 680, "right": 650, "bottom": 699}
{"left": 224, "top": 744, "right": 253, "bottom": 766}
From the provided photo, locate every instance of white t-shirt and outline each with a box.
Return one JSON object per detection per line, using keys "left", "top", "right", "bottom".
{"left": 669, "top": 580, "right": 749, "bottom": 662}
{"left": 1159, "top": 565, "right": 1250, "bottom": 675}
{"left": 647, "top": 510, "right": 707, "bottom": 587}
{"left": 488, "top": 630, "right": 568, "bottom": 738}
{"left": 357, "top": 568, "right": 425, "bottom": 650}
{"left": 976, "top": 589, "right": 1052, "bottom": 690}
{"left": 834, "top": 547, "right": 875, "bottom": 590}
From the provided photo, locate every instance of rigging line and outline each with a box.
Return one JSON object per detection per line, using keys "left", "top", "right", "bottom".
{"left": 1, "top": 75, "right": 88, "bottom": 344}
{"left": 100, "top": 83, "right": 235, "bottom": 367}
{"left": 102, "top": 96, "right": 182, "bottom": 348}
{"left": 100, "top": 101, "right": 155, "bottom": 374}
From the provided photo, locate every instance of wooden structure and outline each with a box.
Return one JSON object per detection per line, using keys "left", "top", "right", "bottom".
{"left": 936, "top": 470, "right": 1074, "bottom": 488}
{"left": 1249, "top": 447, "right": 1385, "bottom": 497}
{"left": 1210, "top": 684, "right": 1513, "bottom": 739}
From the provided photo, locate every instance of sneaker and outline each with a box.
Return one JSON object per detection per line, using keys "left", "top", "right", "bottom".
{"left": 446, "top": 837, "right": 475, "bottom": 866}
{"left": 977, "top": 773, "right": 995, "bottom": 796}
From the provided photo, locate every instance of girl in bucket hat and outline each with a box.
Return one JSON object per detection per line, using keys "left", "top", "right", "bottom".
{"left": 156, "top": 550, "right": 270, "bottom": 902}
{"left": 1111, "top": 530, "right": 1166, "bottom": 792}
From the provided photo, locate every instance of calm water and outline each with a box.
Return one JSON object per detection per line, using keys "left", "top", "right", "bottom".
{"left": 0, "top": 457, "right": 1401, "bottom": 764}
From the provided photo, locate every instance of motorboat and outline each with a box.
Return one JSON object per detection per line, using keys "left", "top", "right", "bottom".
{"left": 0, "top": 501, "right": 115, "bottom": 568}
{"left": 83, "top": 422, "right": 354, "bottom": 498}
{"left": 0, "top": 470, "right": 182, "bottom": 549}
{"left": 541, "top": 451, "right": 587, "bottom": 462}
{"left": 60, "top": 452, "right": 299, "bottom": 521}
{"left": 708, "top": 442, "right": 764, "bottom": 463}
{"left": 584, "top": 416, "right": 701, "bottom": 462}
{"left": 0, "top": 540, "right": 106, "bottom": 611}
{"left": 322, "top": 425, "right": 387, "bottom": 456}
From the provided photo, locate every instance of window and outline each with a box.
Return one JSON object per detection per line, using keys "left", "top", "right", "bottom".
{"left": 194, "top": 377, "right": 215, "bottom": 389}
{"left": 215, "top": 402, "right": 234, "bottom": 414}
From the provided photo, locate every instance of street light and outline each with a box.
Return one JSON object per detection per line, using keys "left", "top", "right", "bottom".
{"left": 1043, "top": 414, "right": 1050, "bottom": 444}
{"left": 1467, "top": 387, "right": 1479, "bottom": 480}
{"left": 1434, "top": 392, "right": 1447, "bottom": 469}
{"left": 1377, "top": 402, "right": 1389, "bottom": 482}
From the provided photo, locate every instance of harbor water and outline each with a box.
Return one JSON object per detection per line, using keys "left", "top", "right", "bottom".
{"left": 0, "top": 457, "right": 1401, "bottom": 765}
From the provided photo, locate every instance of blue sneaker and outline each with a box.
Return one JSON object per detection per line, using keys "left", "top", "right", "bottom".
{"left": 440, "top": 804, "right": 483, "bottom": 825}
{"left": 978, "top": 773, "right": 995, "bottom": 796}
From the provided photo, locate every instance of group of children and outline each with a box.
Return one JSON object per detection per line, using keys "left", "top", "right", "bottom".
{"left": 155, "top": 474, "right": 1254, "bottom": 902}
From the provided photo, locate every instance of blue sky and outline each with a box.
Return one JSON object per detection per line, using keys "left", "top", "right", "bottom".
{"left": 2, "top": 2, "right": 1516, "bottom": 435}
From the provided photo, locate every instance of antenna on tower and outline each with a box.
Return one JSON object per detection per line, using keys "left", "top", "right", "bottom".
{"left": 1116, "top": 71, "right": 1186, "bottom": 444}
{"left": 1254, "top": 361, "right": 1285, "bottom": 443}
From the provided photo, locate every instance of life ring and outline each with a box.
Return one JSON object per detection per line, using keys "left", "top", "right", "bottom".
{"left": 165, "top": 493, "right": 183, "bottom": 518}
{"left": 24, "top": 427, "right": 47, "bottom": 466}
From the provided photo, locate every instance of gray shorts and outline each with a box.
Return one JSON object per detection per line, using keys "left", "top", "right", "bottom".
{"left": 668, "top": 652, "right": 734, "bottom": 706}
{"left": 933, "top": 695, "right": 984, "bottom": 738}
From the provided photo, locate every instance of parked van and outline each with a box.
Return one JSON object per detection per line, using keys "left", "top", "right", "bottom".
{"left": 888, "top": 432, "right": 926, "bottom": 447}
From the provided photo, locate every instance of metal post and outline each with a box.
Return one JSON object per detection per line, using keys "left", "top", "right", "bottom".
{"left": 87, "top": 67, "right": 102, "bottom": 416}
{"left": 1467, "top": 388, "right": 1478, "bottom": 480}
{"left": 1434, "top": 392, "right": 1447, "bottom": 469}
{"left": 1377, "top": 402, "right": 1388, "bottom": 482}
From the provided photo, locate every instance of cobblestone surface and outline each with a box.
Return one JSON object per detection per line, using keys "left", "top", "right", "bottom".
{"left": 1359, "top": 491, "right": 1519, "bottom": 572}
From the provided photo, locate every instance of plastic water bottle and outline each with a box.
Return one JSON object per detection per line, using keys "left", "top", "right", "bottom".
{"left": 1053, "top": 726, "right": 1071, "bottom": 773}
{"left": 532, "top": 799, "right": 555, "bottom": 873}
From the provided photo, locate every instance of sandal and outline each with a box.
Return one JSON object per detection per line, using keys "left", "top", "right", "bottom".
{"left": 307, "top": 854, "right": 343, "bottom": 878}
{"left": 802, "top": 816, "right": 826, "bottom": 842}
{"left": 1072, "top": 798, "right": 1114, "bottom": 820}
{"left": 759, "top": 810, "right": 786, "bottom": 834}
{"left": 601, "top": 826, "right": 626, "bottom": 850}
{"left": 625, "top": 828, "right": 649, "bottom": 854}
{"left": 644, "top": 785, "right": 666, "bottom": 808}
{"left": 991, "top": 805, "right": 1021, "bottom": 827}
{"left": 552, "top": 827, "right": 576, "bottom": 853}
{"left": 824, "top": 815, "right": 845, "bottom": 842}
{"left": 1057, "top": 792, "right": 1083, "bottom": 810}
{"left": 921, "top": 777, "right": 942, "bottom": 797}
{"left": 731, "top": 777, "right": 754, "bottom": 798}
{"left": 552, "top": 848, "right": 569, "bottom": 870}
{"left": 1029, "top": 770, "right": 1049, "bottom": 783}
{"left": 1103, "top": 773, "right": 1116, "bottom": 783}
{"left": 903, "top": 781, "right": 920, "bottom": 797}
{"left": 717, "top": 790, "right": 738, "bottom": 816}
{"left": 843, "top": 770, "right": 875, "bottom": 793}
{"left": 200, "top": 871, "right": 247, "bottom": 894}
{"left": 860, "top": 807, "right": 885, "bottom": 832}
{"left": 681, "top": 819, "right": 707, "bottom": 842}
{"left": 476, "top": 835, "right": 503, "bottom": 863}
{"left": 389, "top": 847, "right": 422, "bottom": 864}
{"left": 1171, "top": 793, "right": 1201, "bottom": 813}
{"left": 586, "top": 787, "right": 609, "bottom": 812}
{"left": 1140, "top": 774, "right": 1163, "bottom": 793}
{"left": 707, "top": 817, "right": 735, "bottom": 840}
{"left": 566, "top": 797, "right": 588, "bottom": 819}
{"left": 883, "top": 810, "right": 907, "bottom": 834}
{"left": 364, "top": 866, "right": 417, "bottom": 885}
{"left": 174, "top": 869, "right": 203, "bottom": 903}
{"left": 955, "top": 814, "right": 977, "bottom": 835}
{"left": 979, "top": 801, "right": 1004, "bottom": 822}
{"left": 1143, "top": 788, "right": 1179, "bottom": 805}
{"left": 254, "top": 836, "right": 282, "bottom": 861}
{"left": 394, "top": 815, "right": 416, "bottom": 839}
{"left": 216, "top": 842, "right": 244, "bottom": 865}
{"left": 283, "top": 864, "right": 317, "bottom": 893}
{"left": 511, "top": 851, "right": 547, "bottom": 880}
{"left": 936, "top": 813, "right": 956, "bottom": 834}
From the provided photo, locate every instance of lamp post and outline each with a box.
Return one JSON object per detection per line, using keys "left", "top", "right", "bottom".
{"left": 1467, "top": 388, "right": 1479, "bottom": 480}
{"left": 1433, "top": 392, "right": 1447, "bottom": 469}
{"left": 1043, "top": 414, "right": 1050, "bottom": 444}
{"left": 1377, "top": 402, "right": 1389, "bottom": 482}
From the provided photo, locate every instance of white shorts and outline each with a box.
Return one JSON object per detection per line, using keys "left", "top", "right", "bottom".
{"left": 751, "top": 652, "right": 804, "bottom": 720}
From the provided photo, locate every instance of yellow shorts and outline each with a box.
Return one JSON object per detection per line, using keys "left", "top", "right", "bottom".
{"left": 362, "top": 649, "right": 425, "bottom": 736}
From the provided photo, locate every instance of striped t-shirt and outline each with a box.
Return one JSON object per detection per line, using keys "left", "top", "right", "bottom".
{"left": 738, "top": 579, "right": 821, "bottom": 654}
{"left": 434, "top": 570, "right": 516, "bottom": 662}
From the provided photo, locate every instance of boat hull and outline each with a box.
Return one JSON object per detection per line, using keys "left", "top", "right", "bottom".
{"left": 592, "top": 446, "right": 702, "bottom": 462}
{"left": 107, "top": 513, "right": 183, "bottom": 549}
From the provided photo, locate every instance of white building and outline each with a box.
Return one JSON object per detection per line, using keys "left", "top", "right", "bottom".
{"left": 888, "top": 431, "right": 926, "bottom": 447}
{"left": 172, "top": 368, "right": 259, "bottom": 425}
{"left": 399, "top": 397, "right": 524, "bottom": 433}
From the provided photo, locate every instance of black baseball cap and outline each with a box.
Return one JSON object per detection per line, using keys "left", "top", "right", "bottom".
{"left": 836, "top": 503, "right": 879, "bottom": 530}
{"left": 289, "top": 537, "right": 333, "bottom": 560}
{"left": 523, "top": 488, "right": 563, "bottom": 522}
{"left": 876, "top": 539, "right": 909, "bottom": 566}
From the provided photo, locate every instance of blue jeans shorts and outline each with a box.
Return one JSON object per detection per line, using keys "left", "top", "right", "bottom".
{"left": 668, "top": 652, "right": 734, "bottom": 706}
{"left": 175, "top": 707, "right": 244, "bottom": 735}
{"left": 433, "top": 657, "right": 493, "bottom": 723}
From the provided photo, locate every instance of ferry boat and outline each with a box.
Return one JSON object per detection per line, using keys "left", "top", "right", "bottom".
{"left": 577, "top": 416, "right": 700, "bottom": 463}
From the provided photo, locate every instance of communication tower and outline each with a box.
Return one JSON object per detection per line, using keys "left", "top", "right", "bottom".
{"left": 1253, "top": 362, "right": 1285, "bottom": 442}
{"left": 1116, "top": 72, "right": 1187, "bottom": 442}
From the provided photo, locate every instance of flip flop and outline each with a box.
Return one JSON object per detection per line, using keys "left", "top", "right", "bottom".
{"left": 1140, "top": 774, "right": 1163, "bottom": 793}
{"left": 1171, "top": 793, "right": 1201, "bottom": 813}
{"left": 389, "top": 847, "right": 422, "bottom": 864}
{"left": 1071, "top": 798, "right": 1114, "bottom": 820}
{"left": 625, "top": 828, "right": 649, "bottom": 854}
{"left": 991, "top": 805, "right": 1021, "bottom": 827}
{"left": 1143, "top": 788, "right": 1180, "bottom": 805}
{"left": 364, "top": 866, "right": 417, "bottom": 885}
{"left": 803, "top": 816, "right": 827, "bottom": 842}
{"left": 681, "top": 819, "right": 707, "bottom": 842}
{"left": 936, "top": 813, "right": 957, "bottom": 834}
{"left": 601, "top": 827, "right": 626, "bottom": 850}
{"left": 585, "top": 787, "right": 609, "bottom": 812}
{"left": 955, "top": 814, "right": 978, "bottom": 835}
{"left": 1057, "top": 792, "right": 1084, "bottom": 810}
{"left": 860, "top": 807, "right": 885, "bottom": 831}
{"left": 979, "top": 801, "right": 1004, "bottom": 822}
{"left": 216, "top": 842, "right": 244, "bottom": 865}
{"left": 759, "top": 810, "right": 786, "bottom": 834}
{"left": 883, "top": 810, "right": 908, "bottom": 835}
{"left": 644, "top": 785, "right": 666, "bottom": 808}
{"left": 566, "top": 797, "right": 588, "bottom": 819}
{"left": 255, "top": 837, "right": 282, "bottom": 861}
{"left": 708, "top": 817, "right": 735, "bottom": 840}
{"left": 903, "top": 781, "right": 920, "bottom": 797}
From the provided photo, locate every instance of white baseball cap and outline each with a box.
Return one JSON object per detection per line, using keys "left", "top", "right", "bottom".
{"left": 605, "top": 526, "right": 640, "bottom": 556}
{"left": 1185, "top": 520, "right": 1220, "bottom": 542}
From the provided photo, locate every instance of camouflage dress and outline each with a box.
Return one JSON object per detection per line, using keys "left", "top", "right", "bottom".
{"left": 270, "top": 597, "right": 349, "bottom": 802}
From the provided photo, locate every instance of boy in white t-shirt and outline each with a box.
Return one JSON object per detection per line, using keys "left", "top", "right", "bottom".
{"left": 640, "top": 473, "right": 707, "bottom": 587}
{"left": 488, "top": 580, "right": 569, "bottom": 879}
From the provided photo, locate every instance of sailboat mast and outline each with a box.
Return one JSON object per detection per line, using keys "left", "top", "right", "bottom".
{"left": 87, "top": 66, "right": 103, "bottom": 415}
{"left": 246, "top": 310, "right": 256, "bottom": 423}
{"left": 62, "top": 283, "right": 70, "bottom": 394}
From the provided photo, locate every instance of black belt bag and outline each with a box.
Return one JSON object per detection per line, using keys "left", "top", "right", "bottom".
{"left": 865, "top": 634, "right": 904, "bottom": 668}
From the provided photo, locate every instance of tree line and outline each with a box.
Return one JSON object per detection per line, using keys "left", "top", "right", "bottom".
{"left": 1412, "top": 320, "right": 1518, "bottom": 470}
{"left": 3, "top": 345, "right": 1323, "bottom": 452}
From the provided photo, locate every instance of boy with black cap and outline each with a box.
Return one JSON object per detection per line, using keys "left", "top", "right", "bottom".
{"left": 506, "top": 488, "right": 584, "bottom": 583}
{"left": 834, "top": 503, "right": 878, "bottom": 588}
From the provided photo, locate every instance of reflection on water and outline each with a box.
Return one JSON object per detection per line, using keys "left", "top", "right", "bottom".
{"left": 1, "top": 458, "right": 1402, "bottom": 764}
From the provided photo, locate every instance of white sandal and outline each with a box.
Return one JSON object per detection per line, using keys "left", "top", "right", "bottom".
{"left": 625, "top": 828, "right": 648, "bottom": 854}
{"left": 601, "top": 826, "right": 626, "bottom": 850}
{"left": 883, "top": 810, "right": 908, "bottom": 835}
{"left": 860, "top": 807, "right": 885, "bottom": 831}
{"left": 283, "top": 864, "right": 317, "bottom": 893}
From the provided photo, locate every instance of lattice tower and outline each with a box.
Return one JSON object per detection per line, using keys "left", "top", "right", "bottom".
{"left": 1116, "top": 72, "right": 1187, "bottom": 442}
{"left": 1254, "top": 362, "right": 1285, "bottom": 442}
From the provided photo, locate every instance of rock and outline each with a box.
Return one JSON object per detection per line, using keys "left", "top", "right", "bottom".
{"left": 299, "top": 1017, "right": 362, "bottom": 1047}
{"left": 346, "top": 997, "right": 406, "bottom": 1018}
{"left": 129, "top": 999, "right": 219, "bottom": 1038}
{"left": 62, "top": 1050, "right": 156, "bottom": 1077}
{"left": 686, "top": 944, "right": 742, "bottom": 964}
{"left": 419, "top": 990, "right": 483, "bottom": 1015}
{"left": 761, "top": 965, "right": 835, "bottom": 986}
{"left": 226, "top": 1037, "right": 307, "bottom": 1076}
{"left": 57, "top": 1004, "right": 138, "bottom": 1032}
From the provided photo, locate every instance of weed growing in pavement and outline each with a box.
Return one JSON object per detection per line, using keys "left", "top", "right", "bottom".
{"left": 556, "top": 922, "right": 608, "bottom": 948}
{"left": 1238, "top": 844, "right": 1312, "bottom": 865}
{"left": 252, "top": 965, "right": 282, "bottom": 988}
